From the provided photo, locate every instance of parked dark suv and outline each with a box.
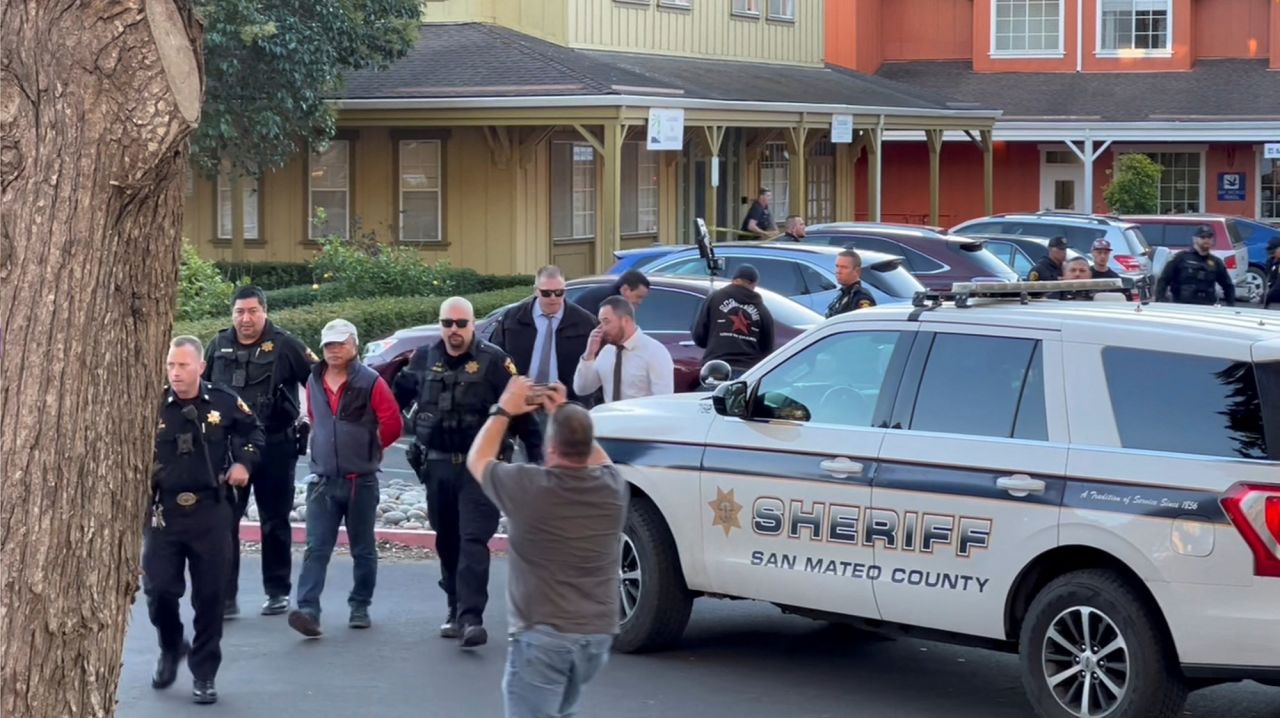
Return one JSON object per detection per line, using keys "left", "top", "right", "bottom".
{"left": 799, "top": 222, "right": 1017, "bottom": 290}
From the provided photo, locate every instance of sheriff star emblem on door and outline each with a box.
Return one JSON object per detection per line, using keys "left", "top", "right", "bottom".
{"left": 707, "top": 487, "right": 743, "bottom": 537}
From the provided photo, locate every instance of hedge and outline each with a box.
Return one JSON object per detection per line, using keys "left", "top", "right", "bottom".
{"left": 259, "top": 271, "right": 534, "bottom": 313}
{"left": 172, "top": 286, "right": 533, "bottom": 347}
{"left": 215, "top": 262, "right": 314, "bottom": 290}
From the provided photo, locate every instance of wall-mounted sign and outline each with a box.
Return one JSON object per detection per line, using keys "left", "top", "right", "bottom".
{"left": 1217, "top": 172, "right": 1246, "bottom": 202}
{"left": 1265, "top": 143, "right": 1280, "bottom": 160}
{"left": 831, "top": 114, "right": 855, "bottom": 144}
{"left": 647, "top": 108, "right": 685, "bottom": 151}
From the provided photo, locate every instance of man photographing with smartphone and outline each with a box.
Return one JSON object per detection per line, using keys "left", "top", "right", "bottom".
{"left": 467, "top": 378, "right": 626, "bottom": 718}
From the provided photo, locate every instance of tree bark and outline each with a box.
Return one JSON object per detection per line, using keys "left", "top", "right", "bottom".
{"left": 0, "top": 2, "right": 203, "bottom": 716}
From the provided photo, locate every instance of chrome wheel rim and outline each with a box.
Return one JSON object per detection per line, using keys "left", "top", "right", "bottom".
{"left": 1244, "top": 271, "right": 1265, "bottom": 303}
{"left": 619, "top": 534, "right": 641, "bottom": 624}
{"left": 1042, "top": 606, "right": 1130, "bottom": 718}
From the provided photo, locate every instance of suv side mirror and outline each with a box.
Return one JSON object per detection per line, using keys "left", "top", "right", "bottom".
{"left": 712, "top": 380, "right": 750, "bottom": 418}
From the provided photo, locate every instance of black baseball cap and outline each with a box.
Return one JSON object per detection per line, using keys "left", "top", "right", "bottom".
{"left": 1048, "top": 236, "right": 1069, "bottom": 249}
{"left": 1193, "top": 225, "right": 1214, "bottom": 239}
{"left": 733, "top": 264, "right": 760, "bottom": 283}
{"left": 1267, "top": 237, "right": 1280, "bottom": 252}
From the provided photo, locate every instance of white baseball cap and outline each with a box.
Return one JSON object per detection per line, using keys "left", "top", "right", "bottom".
{"left": 320, "top": 318, "right": 358, "bottom": 346}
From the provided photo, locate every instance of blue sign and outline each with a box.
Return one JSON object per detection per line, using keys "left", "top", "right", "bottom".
{"left": 1217, "top": 172, "right": 1246, "bottom": 202}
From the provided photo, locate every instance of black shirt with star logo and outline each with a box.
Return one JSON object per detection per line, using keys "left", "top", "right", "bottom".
{"left": 153, "top": 381, "right": 265, "bottom": 494}
{"left": 825, "top": 282, "right": 877, "bottom": 318}
{"left": 204, "top": 320, "right": 316, "bottom": 435}
{"left": 692, "top": 282, "right": 775, "bottom": 372}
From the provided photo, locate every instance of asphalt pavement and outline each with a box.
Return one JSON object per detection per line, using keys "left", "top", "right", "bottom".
{"left": 116, "top": 556, "right": 1278, "bottom": 718}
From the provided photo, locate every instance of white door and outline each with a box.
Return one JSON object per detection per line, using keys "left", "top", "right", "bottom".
{"left": 872, "top": 326, "right": 1068, "bottom": 640}
{"left": 701, "top": 322, "right": 918, "bottom": 620}
{"left": 1040, "top": 151, "right": 1084, "bottom": 211}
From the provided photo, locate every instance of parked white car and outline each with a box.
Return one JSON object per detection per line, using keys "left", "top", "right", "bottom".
{"left": 595, "top": 280, "right": 1280, "bottom": 718}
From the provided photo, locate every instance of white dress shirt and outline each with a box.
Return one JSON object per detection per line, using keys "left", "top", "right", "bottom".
{"left": 573, "top": 328, "right": 674, "bottom": 403}
{"left": 528, "top": 305, "right": 564, "bottom": 384}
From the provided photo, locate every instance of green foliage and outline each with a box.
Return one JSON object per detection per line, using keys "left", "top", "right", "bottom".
{"left": 177, "top": 241, "right": 235, "bottom": 322}
{"left": 192, "top": 0, "right": 420, "bottom": 178}
{"left": 214, "top": 261, "right": 314, "bottom": 290}
{"left": 173, "top": 287, "right": 533, "bottom": 348}
{"left": 309, "top": 236, "right": 533, "bottom": 301}
{"left": 1104, "top": 154, "right": 1164, "bottom": 215}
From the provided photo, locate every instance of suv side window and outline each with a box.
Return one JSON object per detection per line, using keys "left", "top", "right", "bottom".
{"left": 956, "top": 222, "right": 1005, "bottom": 235}
{"left": 1102, "top": 347, "right": 1267, "bottom": 460}
{"left": 1162, "top": 223, "right": 1200, "bottom": 247}
{"left": 634, "top": 288, "right": 704, "bottom": 333}
{"left": 1139, "top": 224, "right": 1167, "bottom": 246}
{"left": 829, "top": 235, "right": 900, "bottom": 257}
{"left": 653, "top": 257, "right": 711, "bottom": 276}
{"left": 723, "top": 257, "right": 806, "bottom": 296}
{"left": 795, "top": 263, "right": 836, "bottom": 293}
{"left": 752, "top": 331, "right": 908, "bottom": 427}
{"left": 908, "top": 333, "right": 1046, "bottom": 439}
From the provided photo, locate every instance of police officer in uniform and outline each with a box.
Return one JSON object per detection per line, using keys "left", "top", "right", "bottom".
{"left": 1155, "top": 225, "right": 1236, "bottom": 306}
{"left": 826, "top": 249, "right": 877, "bottom": 318}
{"left": 204, "top": 285, "right": 316, "bottom": 618}
{"left": 1027, "top": 236, "right": 1069, "bottom": 282}
{"left": 149, "top": 336, "right": 264, "bottom": 704}
{"left": 1264, "top": 238, "right": 1280, "bottom": 309}
{"left": 395, "top": 296, "right": 543, "bottom": 649}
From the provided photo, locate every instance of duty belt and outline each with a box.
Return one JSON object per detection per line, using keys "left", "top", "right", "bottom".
{"left": 160, "top": 487, "right": 222, "bottom": 507}
{"left": 426, "top": 450, "right": 466, "bottom": 464}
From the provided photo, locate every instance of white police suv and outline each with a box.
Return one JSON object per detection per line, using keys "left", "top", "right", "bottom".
{"left": 594, "top": 280, "right": 1280, "bottom": 718}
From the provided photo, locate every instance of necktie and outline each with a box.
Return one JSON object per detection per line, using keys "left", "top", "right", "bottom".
{"left": 534, "top": 313, "right": 556, "bottom": 384}
{"left": 611, "top": 344, "right": 624, "bottom": 402}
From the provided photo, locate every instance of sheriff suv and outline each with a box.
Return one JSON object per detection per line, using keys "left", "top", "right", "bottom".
{"left": 593, "top": 280, "right": 1280, "bottom": 718}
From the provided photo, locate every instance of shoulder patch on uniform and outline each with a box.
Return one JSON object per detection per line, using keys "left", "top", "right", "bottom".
{"left": 1028, "top": 271, "right": 1039, "bottom": 281}
{"left": 504, "top": 358, "right": 517, "bottom": 376}
{"left": 857, "top": 300, "right": 873, "bottom": 309}
{"left": 237, "top": 397, "right": 253, "bottom": 416}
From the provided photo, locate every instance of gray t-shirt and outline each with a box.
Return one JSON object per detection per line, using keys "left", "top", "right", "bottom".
{"left": 482, "top": 461, "right": 628, "bottom": 635}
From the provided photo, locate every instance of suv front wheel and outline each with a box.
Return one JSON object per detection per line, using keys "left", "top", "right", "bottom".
{"left": 613, "top": 497, "right": 693, "bottom": 653}
{"left": 1019, "top": 569, "right": 1187, "bottom": 718}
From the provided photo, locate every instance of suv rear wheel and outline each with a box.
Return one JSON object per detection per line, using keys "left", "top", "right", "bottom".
{"left": 1243, "top": 265, "right": 1266, "bottom": 303}
{"left": 1019, "top": 569, "right": 1186, "bottom": 718}
{"left": 613, "top": 497, "right": 693, "bottom": 653}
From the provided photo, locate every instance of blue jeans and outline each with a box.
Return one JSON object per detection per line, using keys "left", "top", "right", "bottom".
{"left": 295, "top": 475, "right": 379, "bottom": 616}
{"left": 503, "top": 626, "right": 613, "bottom": 718}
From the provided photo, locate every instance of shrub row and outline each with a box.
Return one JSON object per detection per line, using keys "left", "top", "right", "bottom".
{"left": 172, "top": 286, "right": 533, "bottom": 348}
{"left": 258, "top": 271, "right": 534, "bottom": 313}
{"left": 214, "top": 261, "right": 314, "bottom": 290}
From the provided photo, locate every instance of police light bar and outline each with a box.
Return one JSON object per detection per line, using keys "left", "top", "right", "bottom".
{"left": 950, "top": 278, "right": 1126, "bottom": 295}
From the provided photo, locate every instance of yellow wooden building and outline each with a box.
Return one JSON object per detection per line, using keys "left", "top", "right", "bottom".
{"left": 184, "top": 0, "right": 999, "bottom": 277}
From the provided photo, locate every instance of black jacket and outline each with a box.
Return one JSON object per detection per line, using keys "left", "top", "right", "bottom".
{"left": 1156, "top": 251, "right": 1236, "bottom": 306}
{"left": 489, "top": 296, "right": 597, "bottom": 399}
{"left": 1026, "top": 256, "right": 1063, "bottom": 283}
{"left": 203, "top": 320, "right": 315, "bottom": 436}
{"left": 153, "top": 382, "right": 264, "bottom": 494}
{"left": 692, "top": 283, "right": 775, "bottom": 372}
{"left": 1265, "top": 258, "right": 1280, "bottom": 309}
{"left": 826, "top": 282, "right": 876, "bottom": 318}
{"left": 572, "top": 283, "right": 620, "bottom": 319}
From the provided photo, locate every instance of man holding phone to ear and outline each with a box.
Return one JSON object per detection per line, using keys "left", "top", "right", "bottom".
{"left": 395, "top": 296, "right": 543, "bottom": 648}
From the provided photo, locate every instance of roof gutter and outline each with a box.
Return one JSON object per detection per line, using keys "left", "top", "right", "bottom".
{"left": 330, "top": 94, "right": 1003, "bottom": 120}
{"left": 884, "top": 120, "right": 1280, "bottom": 142}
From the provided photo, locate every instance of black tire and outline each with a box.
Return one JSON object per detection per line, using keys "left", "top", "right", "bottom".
{"left": 1245, "top": 265, "right": 1267, "bottom": 304}
{"left": 613, "top": 497, "right": 693, "bottom": 653}
{"left": 1019, "top": 569, "right": 1187, "bottom": 718}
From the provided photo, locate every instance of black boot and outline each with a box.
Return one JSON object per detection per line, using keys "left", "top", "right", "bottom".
{"left": 460, "top": 624, "right": 488, "bottom": 648}
{"left": 151, "top": 640, "right": 190, "bottom": 689}
{"left": 192, "top": 679, "right": 217, "bottom": 705}
{"left": 439, "top": 607, "right": 460, "bottom": 639}
{"left": 222, "top": 599, "right": 239, "bottom": 619}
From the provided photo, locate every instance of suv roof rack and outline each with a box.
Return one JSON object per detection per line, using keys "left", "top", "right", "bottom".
{"left": 1030, "top": 210, "right": 1121, "bottom": 225}
{"left": 911, "top": 277, "right": 1149, "bottom": 310}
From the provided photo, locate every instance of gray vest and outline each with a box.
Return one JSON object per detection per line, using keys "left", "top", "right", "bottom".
{"left": 308, "top": 363, "right": 381, "bottom": 478}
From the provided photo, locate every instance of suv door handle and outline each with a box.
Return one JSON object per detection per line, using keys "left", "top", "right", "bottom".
{"left": 677, "top": 340, "right": 696, "bottom": 347}
{"left": 819, "top": 458, "right": 864, "bottom": 478}
{"left": 996, "top": 474, "right": 1045, "bottom": 497}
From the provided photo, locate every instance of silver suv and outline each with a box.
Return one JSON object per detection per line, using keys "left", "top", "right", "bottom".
{"left": 952, "top": 212, "right": 1154, "bottom": 278}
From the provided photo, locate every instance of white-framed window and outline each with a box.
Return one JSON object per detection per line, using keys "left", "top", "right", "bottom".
{"left": 217, "top": 170, "right": 259, "bottom": 241}
{"left": 622, "top": 142, "right": 659, "bottom": 235}
{"left": 807, "top": 140, "right": 835, "bottom": 225}
{"left": 551, "top": 142, "right": 597, "bottom": 241}
{"left": 309, "top": 140, "right": 350, "bottom": 240}
{"left": 732, "top": 0, "right": 761, "bottom": 17}
{"left": 992, "top": 0, "right": 1063, "bottom": 55}
{"left": 767, "top": 0, "right": 795, "bottom": 20}
{"left": 658, "top": 0, "right": 691, "bottom": 7}
{"left": 1260, "top": 157, "right": 1279, "bottom": 220}
{"left": 1140, "top": 151, "right": 1203, "bottom": 214}
{"left": 760, "top": 141, "right": 790, "bottom": 215}
{"left": 398, "top": 139, "right": 442, "bottom": 242}
{"left": 1098, "top": 0, "right": 1171, "bottom": 54}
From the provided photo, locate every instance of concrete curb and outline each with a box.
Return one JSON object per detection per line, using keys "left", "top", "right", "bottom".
{"left": 238, "top": 521, "right": 510, "bottom": 553}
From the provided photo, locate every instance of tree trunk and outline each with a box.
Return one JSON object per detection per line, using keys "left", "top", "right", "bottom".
{"left": 0, "top": 2, "right": 203, "bottom": 716}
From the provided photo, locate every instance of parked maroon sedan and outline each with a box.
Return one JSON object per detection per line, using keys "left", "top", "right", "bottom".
{"left": 362, "top": 275, "right": 823, "bottom": 411}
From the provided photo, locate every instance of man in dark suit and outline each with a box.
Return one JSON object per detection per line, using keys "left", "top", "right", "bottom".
{"left": 572, "top": 270, "right": 650, "bottom": 318}
{"left": 489, "top": 265, "right": 597, "bottom": 401}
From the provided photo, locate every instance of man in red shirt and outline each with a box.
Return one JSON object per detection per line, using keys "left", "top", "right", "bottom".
{"left": 288, "top": 319, "right": 402, "bottom": 637}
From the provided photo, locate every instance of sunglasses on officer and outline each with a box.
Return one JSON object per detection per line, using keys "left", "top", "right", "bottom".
{"left": 538, "top": 288, "right": 565, "bottom": 298}
{"left": 440, "top": 318, "right": 471, "bottom": 329}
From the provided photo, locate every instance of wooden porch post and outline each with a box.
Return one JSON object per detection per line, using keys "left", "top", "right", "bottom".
{"left": 786, "top": 125, "right": 808, "bottom": 220}
{"left": 599, "top": 122, "right": 625, "bottom": 274}
{"left": 866, "top": 124, "right": 882, "bottom": 222}
{"left": 926, "top": 129, "right": 943, "bottom": 226}
{"left": 981, "top": 129, "right": 994, "bottom": 216}
{"left": 702, "top": 125, "right": 725, "bottom": 239}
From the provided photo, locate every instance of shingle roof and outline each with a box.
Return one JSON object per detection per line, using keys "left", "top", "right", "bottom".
{"left": 338, "top": 23, "right": 990, "bottom": 113}
{"left": 875, "top": 60, "right": 1280, "bottom": 122}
